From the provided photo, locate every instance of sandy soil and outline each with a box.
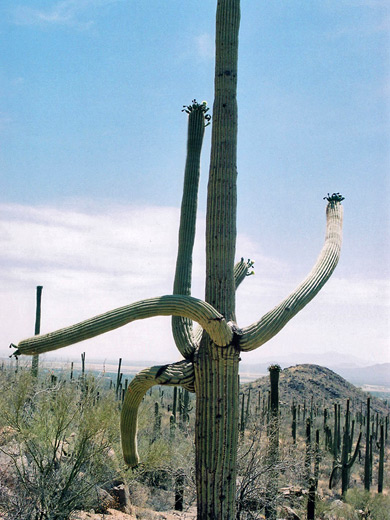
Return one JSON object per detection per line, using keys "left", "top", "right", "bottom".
{"left": 71, "top": 507, "right": 197, "bottom": 520}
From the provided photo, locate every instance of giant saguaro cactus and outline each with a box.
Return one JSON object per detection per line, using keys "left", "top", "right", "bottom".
{"left": 12, "top": 1, "right": 344, "bottom": 518}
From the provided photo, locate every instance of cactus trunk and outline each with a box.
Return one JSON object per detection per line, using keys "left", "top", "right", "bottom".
{"left": 364, "top": 397, "right": 371, "bottom": 491}
{"left": 31, "top": 285, "right": 43, "bottom": 377}
{"left": 194, "top": 346, "right": 240, "bottom": 519}
{"left": 194, "top": 1, "right": 240, "bottom": 518}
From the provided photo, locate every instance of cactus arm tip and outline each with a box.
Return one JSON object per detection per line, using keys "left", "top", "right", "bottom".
{"left": 9, "top": 344, "right": 19, "bottom": 358}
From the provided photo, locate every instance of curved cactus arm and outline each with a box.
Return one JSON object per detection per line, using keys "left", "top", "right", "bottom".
{"left": 172, "top": 102, "right": 210, "bottom": 359}
{"left": 240, "top": 200, "right": 344, "bottom": 352}
{"left": 346, "top": 431, "right": 362, "bottom": 469}
{"left": 329, "top": 463, "right": 341, "bottom": 490}
{"left": 121, "top": 360, "right": 194, "bottom": 467}
{"left": 12, "top": 295, "right": 234, "bottom": 357}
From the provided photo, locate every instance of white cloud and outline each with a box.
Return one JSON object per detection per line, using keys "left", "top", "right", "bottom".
{"left": 1, "top": 202, "right": 388, "bottom": 366}
{"left": 12, "top": 0, "right": 123, "bottom": 29}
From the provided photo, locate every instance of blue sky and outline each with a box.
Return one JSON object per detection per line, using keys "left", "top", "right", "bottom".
{"left": 1, "top": 1, "right": 389, "bottom": 366}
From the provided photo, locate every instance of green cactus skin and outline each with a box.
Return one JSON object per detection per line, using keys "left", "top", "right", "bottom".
{"left": 378, "top": 423, "right": 385, "bottom": 493}
{"left": 305, "top": 418, "right": 312, "bottom": 485}
{"left": 265, "top": 365, "right": 281, "bottom": 520}
{"left": 172, "top": 386, "right": 178, "bottom": 420}
{"left": 333, "top": 403, "right": 341, "bottom": 462}
{"left": 239, "top": 393, "right": 245, "bottom": 434}
{"left": 13, "top": 295, "right": 234, "bottom": 356}
{"left": 291, "top": 401, "right": 297, "bottom": 444}
{"left": 31, "top": 285, "right": 43, "bottom": 377}
{"left": 12, "top": 1, "right": 345, "bottom": 516}
{"left": 314, "top": 429, "right": 321, "bottom": 486}
{"left": 240, "top": 200, "right": 343, "bottom": 352}
{"left": 307, "top": 479, "right": 316, "bottom": 520}
{"left": 120, "top": 360, "right": 194, "bottom": 467}
{"left": 172, "top": 102, "right": 209, "bottom": 359}
{"left": 364, "top": 397, "right": 371, "bottom": 491}
{"left": 329, "top": 399, "right": 362, "bottom": 496}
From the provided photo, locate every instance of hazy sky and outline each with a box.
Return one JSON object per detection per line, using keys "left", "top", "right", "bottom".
{"left": 1, "top": 1, "right": 389, "bottom": 367}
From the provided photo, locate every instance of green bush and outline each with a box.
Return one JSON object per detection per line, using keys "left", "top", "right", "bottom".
{"left": 0, "top": 370, "right": 122, "bottom": 520}
{"left": 344, "top": 489, "right": 390, "bottom": 520}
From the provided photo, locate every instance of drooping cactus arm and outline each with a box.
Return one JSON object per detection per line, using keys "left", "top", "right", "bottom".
{"left": 12, "top": 295, "right": 234, "bottom": 357}
{"left": 172, "top": 102, "right": 210, "bottom": 359}
{"left": 239, "top": 199, "right": 343, "bottom": 352}
{"left": 121, "top": 360, "right": 194, "bottom": 467}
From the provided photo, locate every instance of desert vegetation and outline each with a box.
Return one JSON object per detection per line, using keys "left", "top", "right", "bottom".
{"left": 11, "top": 2, "right": 345, "bottom": 517}
{"left": 0, "top": 358, "right": 388, "bottom": 519}
{"left": 5, "top": 0, "right": 387, "bottom": 518}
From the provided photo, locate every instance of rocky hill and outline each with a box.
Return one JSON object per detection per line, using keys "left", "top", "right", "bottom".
{"left": 241, "top": 364, "right": 389, "bottom": 416}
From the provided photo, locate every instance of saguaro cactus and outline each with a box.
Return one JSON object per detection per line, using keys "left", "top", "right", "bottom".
{"left": 364, "top": 397, "right": 371, "bottom": 491}
{"left": 12, "top": 1, "right": 344, "bottom": 517}
{"left": 329, "top": 399, "right": 362, "bottom": 496}
{"left": 377, "top": 422, "right": 385, "bottom": 493}
{"left": 265, "top": 365, "right": 281, "bottom": 520}
{"left": 31, "top": 285, "right": 43, "bottom": 378}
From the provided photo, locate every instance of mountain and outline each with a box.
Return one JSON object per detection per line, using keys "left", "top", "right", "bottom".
{"left": 240, "top": 360, "right": 390, "bottom": 388}
{"left": 241, "top": 364, "right": 389, "bottom": 416}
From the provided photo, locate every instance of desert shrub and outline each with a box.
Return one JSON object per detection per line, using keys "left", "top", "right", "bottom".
{"left": 128, "top": 388, "right": 196, "bottom": 511}
{"left": 344, "top": 489, "right": 390, "bottom": 520}
{"left": 235, "top": 419, "right": 305, "bottom": 520}
{"left": 0, "top": 370, "right": 122, "bottom": 520}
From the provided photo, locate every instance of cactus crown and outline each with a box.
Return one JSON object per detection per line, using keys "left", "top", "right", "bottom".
{"left": 241, "top": 257, "right": 255, "bottom": 276}
{"left": 182, "top": 99, "right": 211, "bottom": 126}
{"left": 323, "top": 192, "right": 345, "bottom": 203}
{"left": 268, "top": 364, "right": 282, "bottom": 372}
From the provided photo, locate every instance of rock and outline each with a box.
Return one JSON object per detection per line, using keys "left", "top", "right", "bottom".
{"left": 110, "top": 483, "right": 133, "bottom": 515}
{"left": 96, "top": 488, "right": 116, "bottom": 513}
{"left": 282, "top": 505, "right": 301, "bottom": 520}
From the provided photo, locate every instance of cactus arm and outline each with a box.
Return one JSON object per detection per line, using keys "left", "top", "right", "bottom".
{"left": 172, "top": 102, "right": 210, "bottom": 359}
{"left": 234, "top": 258, "right": 254, "bottom": 290}
{"left": 12, "top": 295, "right": 234, "bottom": 357}
{"left": 346, "top": 431, "right": 362, "bottom": 469}
{"left": 329, "top": 464, "right": 341, "bottom": 490}
{"left": 121, "top": 360, "right": 194, "bottom": 467}
{"left": 239, "top": 200, "right": 343, "bottom": 352}
{"left": 329, "top": 431, "right": 362, "bottom": 491}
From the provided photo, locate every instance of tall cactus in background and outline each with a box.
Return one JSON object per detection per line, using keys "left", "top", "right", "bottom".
{"left": 377, "top": 422, "right": 385, "bottom": 493}
{"left": 364, "top": 397, "right": 371, "bottom": 491}
{"left": 329, "top": 399, "right": 362, "bottom": 496}
{"left": 31, "top": 285, "right": 43, "bottom": 378}
{"left": 265, "top": 365, "right": 281, "bottom": 520}
{"left": 12, "top": 1, "right": 344, "bottom": 517}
